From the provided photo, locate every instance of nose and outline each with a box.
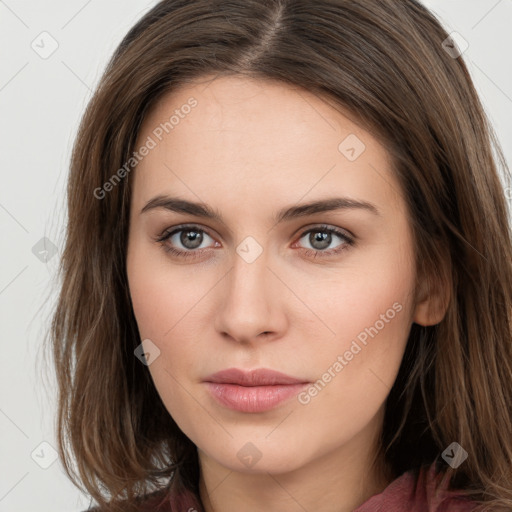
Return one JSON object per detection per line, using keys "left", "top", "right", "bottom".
{"left": 214, "top": 250, "right": 287, "bottom": 345}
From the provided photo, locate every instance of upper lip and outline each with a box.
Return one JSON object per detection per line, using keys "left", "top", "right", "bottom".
{"left": 203, "top": 368, "right": 309, "bottom": 386}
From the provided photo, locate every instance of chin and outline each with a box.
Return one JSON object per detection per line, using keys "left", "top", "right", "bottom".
{"left": 199, "top": 436, "right": 313, "bottom": 475}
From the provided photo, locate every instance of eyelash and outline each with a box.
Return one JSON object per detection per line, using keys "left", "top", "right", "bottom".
{"left": 154, "top": 224, "right": 355, "bottom": 260}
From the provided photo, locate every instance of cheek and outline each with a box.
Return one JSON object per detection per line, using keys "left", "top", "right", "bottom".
{"left": 295, "top": 237, "right": 415, "bottom": 417}
{"left": 289, "top": 294, "right": 413, "bottom": 458}
{"left": 127, "top": 237, "right": 201, "bottom": 341}
{"left": 127, "top": 244, "right": 208, "bottom": 434}
{"left": 304, "top": 234, "right": 414, "bottom": 350}
{"left": 126, "top": 238, "right": 213, "bottom": 380}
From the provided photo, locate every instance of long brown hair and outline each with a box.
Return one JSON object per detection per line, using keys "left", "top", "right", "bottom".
{"left": 47, "top": 0, "right": 512, "bottom": 510}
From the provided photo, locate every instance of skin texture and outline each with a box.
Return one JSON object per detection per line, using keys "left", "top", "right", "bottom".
{"left": 126, "top": 75, "right": 446, "bottom": 512}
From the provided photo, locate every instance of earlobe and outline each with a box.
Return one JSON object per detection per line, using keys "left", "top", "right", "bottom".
{"left": 412, "top": 272, "right": 451, "bottom": 326}
{"left": 413, "top": 300, "right": 443, "bottom": 326}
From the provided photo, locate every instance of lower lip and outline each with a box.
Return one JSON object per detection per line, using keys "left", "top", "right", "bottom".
{"left": 205, "top": 382, "right": 308, "bottom": 413}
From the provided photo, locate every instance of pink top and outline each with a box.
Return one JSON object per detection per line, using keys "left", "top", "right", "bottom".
{"left": 131, "top": 462, "right": 477, "bottom": 511}
{"left": 352, "top": 462, "right": 476, "bottom": 512}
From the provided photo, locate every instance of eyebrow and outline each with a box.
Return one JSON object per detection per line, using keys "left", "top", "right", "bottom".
{"left": 140, "top": 195, "right": 380, "bottom": 223}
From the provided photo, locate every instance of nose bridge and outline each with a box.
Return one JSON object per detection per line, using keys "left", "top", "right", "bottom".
{"left": 215, "top": 239, "right": 281, "bottom": 341}
{"left": 232, "top": 241, "right": 268, "bottom": 300}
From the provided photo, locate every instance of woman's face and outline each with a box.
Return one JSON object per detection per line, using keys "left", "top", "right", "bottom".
{"left": 126, "top": 75, "right": 431, "bottom": 476}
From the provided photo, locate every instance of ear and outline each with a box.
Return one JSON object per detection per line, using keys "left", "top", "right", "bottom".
{"left": 412, "top": 269, "right": 451, "bottom": 326}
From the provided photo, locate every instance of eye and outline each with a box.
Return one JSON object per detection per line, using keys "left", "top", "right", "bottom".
{"left": 294, "top": 225, "right": 354, "bottom": 258}
{"left": 155, "top": 223, "right": 355, "bottom": 260}
{"left": 155, "top": 225, "right": 218, "bottom": 260}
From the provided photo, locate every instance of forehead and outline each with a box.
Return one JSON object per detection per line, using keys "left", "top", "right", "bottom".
{"left": 131, "top": 75, "right": 403, "bottom": 220}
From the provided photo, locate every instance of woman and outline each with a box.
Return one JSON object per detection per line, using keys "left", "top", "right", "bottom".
{"left": 49, "top": 0, "right": 512, "bottom": 510}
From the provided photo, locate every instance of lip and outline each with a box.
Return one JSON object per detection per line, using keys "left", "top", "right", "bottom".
{"left": 203, "top": 368, "right": 309, "bottom": 413}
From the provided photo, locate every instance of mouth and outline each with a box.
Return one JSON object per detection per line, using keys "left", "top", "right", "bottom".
{"left": 203, "top": 368, "right": 310, "bottom": 413}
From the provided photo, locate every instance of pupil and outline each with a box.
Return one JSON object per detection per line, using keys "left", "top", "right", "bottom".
{"left": 182, "top": 230, "right": 202, "bottom": 249}
{"left": 312, "top": 231, "right": 330, "bottom": 250}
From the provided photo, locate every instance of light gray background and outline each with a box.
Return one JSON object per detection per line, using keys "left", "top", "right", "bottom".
{"left": 1, "top": 1, "right": 511, "bottom": 511}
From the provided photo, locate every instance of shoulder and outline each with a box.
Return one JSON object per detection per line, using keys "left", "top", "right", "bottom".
{"left": 82, "top": 488, "right": 172, "bottom": 512}
{"left": 353, "top": 462, "right": 477, "bottom": 511}
{"left": 419, "top": 462, "right": 478, "bottom": 511}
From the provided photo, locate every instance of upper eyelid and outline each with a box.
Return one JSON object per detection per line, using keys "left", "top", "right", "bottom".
{"left": 160, "top": 224, "right": 215, "bottom": 241}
